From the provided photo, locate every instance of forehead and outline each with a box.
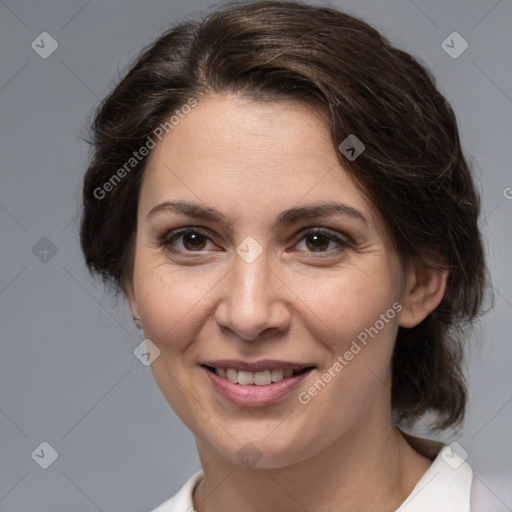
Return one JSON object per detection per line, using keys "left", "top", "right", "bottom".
{"left": 140, "top": 95, "right": 381, "bottom": 230}
{"left": 147, "top": 95, "right": 332, "bottom": 171}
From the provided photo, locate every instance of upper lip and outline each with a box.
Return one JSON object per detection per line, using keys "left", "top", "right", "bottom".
{"left": 201, "top": 359, "right": 316, "bottom": 372}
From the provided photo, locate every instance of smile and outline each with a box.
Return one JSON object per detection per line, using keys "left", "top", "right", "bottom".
{"left": 200, "top": 363, "right": 315, "bottom": 407}
{"left": 203, "top": 365, "right": 311, "bottom": 386}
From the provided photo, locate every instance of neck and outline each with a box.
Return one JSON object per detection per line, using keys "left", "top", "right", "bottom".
{"left": 192, "top": 417, "right": 432, "bottom": 512}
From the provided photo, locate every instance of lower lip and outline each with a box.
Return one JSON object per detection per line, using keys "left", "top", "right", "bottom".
{"left": 201, "top": 366, "right": 314, "bottom": 407}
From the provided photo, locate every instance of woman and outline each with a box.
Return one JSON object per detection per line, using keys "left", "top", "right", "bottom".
{"left": 80, "top": 1, "right": 492, "bottom": 510}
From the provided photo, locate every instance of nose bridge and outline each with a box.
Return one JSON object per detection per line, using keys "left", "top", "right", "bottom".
{"left": 234, "top": 250, "right": 271, "bottom": 304}
{"left": 216, "top": 247, "right": 288, "bottom": 341}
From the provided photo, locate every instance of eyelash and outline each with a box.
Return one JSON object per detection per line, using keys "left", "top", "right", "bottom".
{"left": 159, "top": 227, "right": 351, "bottom": 257}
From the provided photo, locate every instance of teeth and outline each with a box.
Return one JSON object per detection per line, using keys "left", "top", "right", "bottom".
{"left": 211, "top": 367, "right": 305, "bottom": 385}
{"left": 254, "top": 370, "right": 272, "bottom": 385}
{"left": 226, "top": 368, "right": 238, "bottom": 384}
{"left": 271, "top": 369, "right": 284, "bottom": 382}
{"left": 237, "top": 370, "right": 254, "bottom": 385}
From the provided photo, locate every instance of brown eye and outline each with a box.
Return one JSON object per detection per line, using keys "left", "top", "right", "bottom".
{"left": 305, "top": 233, "right": 331, "bottom": 252}
{"left": 295, "top": 228, "right": 350, "bottom": 254}
{"left": 161, "top": 228, "right": 216, "bottom": 253}
{"left": 181, "top": 232, "right": 207, "bottom": 251}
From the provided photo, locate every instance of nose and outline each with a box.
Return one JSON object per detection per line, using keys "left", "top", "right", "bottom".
{"left": 214, "top": 250, "right": 291, "bottom": 342}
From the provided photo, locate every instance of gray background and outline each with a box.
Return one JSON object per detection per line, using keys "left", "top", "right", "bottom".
{"left": 0, "top": 0, "right": 511, "bottom": 510}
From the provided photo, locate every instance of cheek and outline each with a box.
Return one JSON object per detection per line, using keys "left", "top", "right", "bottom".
{"left": 294, "top": 268, "right": 400, "bottom": 415}
{"left": 296, "top": 266, "right": 399, "bottom": 351}
{"left": 296, "top": 279, "right": 399, "bottom": 435}
{"left": 134, "top": 261, "right": 221, "bottom": 353}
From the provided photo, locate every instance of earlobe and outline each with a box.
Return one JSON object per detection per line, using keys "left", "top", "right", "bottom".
{"left": 124, "top": 281, "right": 142, "bottom": 329}
{"left": 399, "top": 261, "right": 448, "bottom": 328}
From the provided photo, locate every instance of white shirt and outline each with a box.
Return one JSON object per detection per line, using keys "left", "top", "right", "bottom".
{"left": 149, "top": 436, "right": 498, "bottom": 511}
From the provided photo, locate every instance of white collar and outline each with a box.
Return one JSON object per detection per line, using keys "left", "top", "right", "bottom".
{"left": 396, "top": 445, "right": 473, "bottom": 511}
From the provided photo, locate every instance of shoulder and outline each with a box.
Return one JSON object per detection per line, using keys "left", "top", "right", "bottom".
{"left": 148, "top": 470, "right": 203, "bottom": 512}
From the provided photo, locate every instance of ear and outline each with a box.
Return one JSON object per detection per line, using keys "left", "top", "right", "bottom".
{"left": 399, "top": 260, "right": 448, "bottom": 328}
{"left": 124, "top": 280, "right": 142, "bottom": 329}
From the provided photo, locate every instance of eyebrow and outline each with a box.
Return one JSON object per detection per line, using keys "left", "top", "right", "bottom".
{"left": 146, "top": 200, "right": 369, "bottom": 230}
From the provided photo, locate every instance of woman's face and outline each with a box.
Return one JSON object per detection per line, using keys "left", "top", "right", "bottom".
{"left": 127, "top": 95, "right": 411, "bottom": 468}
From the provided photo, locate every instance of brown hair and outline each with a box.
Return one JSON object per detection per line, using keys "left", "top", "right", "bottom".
{"left": 80, "top": 0, "right": 488, "bottom": 431}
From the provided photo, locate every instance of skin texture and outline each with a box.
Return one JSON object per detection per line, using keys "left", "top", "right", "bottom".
{"left": 125, "top": 95, "right": 448, "bottom": 512}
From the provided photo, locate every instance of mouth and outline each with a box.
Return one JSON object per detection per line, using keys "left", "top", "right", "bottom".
{"left": 201, "top": 364, "right": 314, "bottom": 386}
{"left": 199, "top": 361, "right": 316, "bottom": 407}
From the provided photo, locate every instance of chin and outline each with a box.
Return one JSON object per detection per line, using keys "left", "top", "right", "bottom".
{"left": 207, "top": 431, "right": 316, "bottom": 469}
